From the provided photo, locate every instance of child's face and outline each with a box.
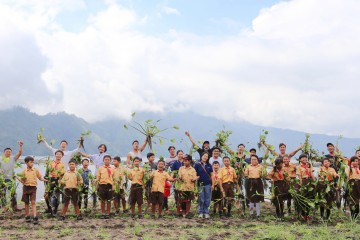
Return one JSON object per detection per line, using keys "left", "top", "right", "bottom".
{"left": 26, "top": 160, "right": 34, "bottom": 168}
{"left": 69, "top": 162, "right": 76, "bottom": 171}
{"left": 148, "top": 156, "right": 155, "bottom": 163}
{"left": 277, "top": 163, "right": 283, "bottom": 169}
{"left": 323, "top": 160, "right": 330, "bottom": 168}
{"left": 113, "top": 159, "right": 120, "bottom": 167}
{"left": 250, "top": 157, "right": 258, "bottom": 165}
{"left": 283, "top": 157, "right": 290, "bottom": 165}
{"left": 103, "top": 157, "right": 111, "bottom": 166}
{"left": 157, "top": 161, "right": 165, "bottom": 170}
{"left": 82, "top": 160, "right": 89, "bottom": 168}
{"left": 133, "top": 159, "right": 140, "bottom": 167}
{"left": 212, "top": 163, "right": 219, "bottom": 170}
{"left": 55, "top": 152, "right": 63, "bottom": 160}
{"left": 223, "top": 158, "right": 230, "bottom": 166}
{"left": 184, "top": 159, "right": 191, "bottom": 166}
{"left": 353, "top": 159, "right": 359, "bottom": 167}
{"left": 300, "top": 157, "right": 308, "bottom": 164}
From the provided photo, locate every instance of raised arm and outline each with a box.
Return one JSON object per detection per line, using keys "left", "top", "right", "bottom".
{"left": 14, "top": 141, "right": 23, "bottom": 160}
{"left": 79, "top": 152, "right": 90, "bottom": 158}
{"left": 42, "top": 140, "right": 56, "bottom": 154}
{"left": 139, "top": 137, "right": 148, "bottom": 152}
{"left": 262, "top": 142, "right": 278, "bottom": 157}
{"left": 185, "top": 131, "right": 199, "bottom": 149}
{"left": 288, "top": 143, "right": 304, "bottom": 158}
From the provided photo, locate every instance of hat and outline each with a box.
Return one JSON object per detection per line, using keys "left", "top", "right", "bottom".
{"left": 183, "top": 154, "right": 192, "bottom": 161}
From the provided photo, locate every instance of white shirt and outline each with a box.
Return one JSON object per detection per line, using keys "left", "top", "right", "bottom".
{"left": 43, "top": 141, "right": 79, "bottom": 169}
{"left": 209, "top": 156, "right": 223, "bottom": 167}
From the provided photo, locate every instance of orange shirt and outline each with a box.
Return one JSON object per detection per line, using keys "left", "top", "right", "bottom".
{"left": 346, "top": 167, "right": 360, "bottom": 180}
{"left": 178, "top": 166, "right": 197, "bottom": 191}
{"left": 244, "top": 164, "right": 263, "bottom": 179}
{"left": 267, "top": 168, "right": 286, "bottom": 181}
{"left": 219, "top": 166, "right": 237, "bottom": 183}
{"left": 151, "top": 170, "right": 171, "bottom": 193}
{"left": 112, "top": 165, "right": 128, "bottom": 190}
{"left": 296, "top": 163, "right": 315, "bottom": 179}
{"left": 213, "top": 169, "right": 220, "bottom": 186}
{"left": 318, "top": 166, "right": 337, "bottom": 181}
{"left": 129, "top": 167, "right": 145, "bottom": 186}
{"left": 49, "top": 161, "right": 66, "bottom": 178}
{"left": 61, "top": 171, "right": 83, "bottom": 189}
{"left": 283, "top": 163, "right": 297, "bottom": 178}
{"left": 97, "top": 165, "right": 114, "bottom": 185}
{"left": 21, "top": 168, "right": 42, "bottom": 186}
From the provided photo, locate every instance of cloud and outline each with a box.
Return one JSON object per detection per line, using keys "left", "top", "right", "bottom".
{"left": 1, "top": 0, "right": 360, "bottom": 137}
{"left": 161, "top": 6, "right": 181, "bottom": 16}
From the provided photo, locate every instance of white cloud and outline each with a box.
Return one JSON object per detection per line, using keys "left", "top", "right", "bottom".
{"left": 1, "top": 0, "right": 360, "bottom": 137}
{"left": 161, "top": 6, "right": 181, "bottom": 16}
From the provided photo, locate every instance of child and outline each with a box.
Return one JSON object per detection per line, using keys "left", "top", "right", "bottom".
{"left": 144, "top": 153, "right": 157, "bottom": 213}
{"left": 59, "top": 160, "right": 83, "bottom": 220}
{"left": 317, "top": 157, "right": 338, "bottom": 220}
{"left": 150, "top": 160, "right": 174, "bottom": 218}
{"left": 282, "top": 154, "right": 297, "bottom": 213}
{"left": 128, "top": 157, "right": 145, "bottom": 219}
{"left": 244, "top": 155, "right": 264, "bottom": 218}
{"left": 178, "top": 155, "right": 198, "bottom": 218}
{"left": 267, "top": 158, "right": 288, "bottom": 219}
{"left": 296, "top": 154, "right": 316, "bottom": 221}
{"left": 18, "top": 156, "right": 47, "bottom": 224}
{"left": 112, "top": 156, "right": 128, "bottom": 214}
{"left": 346, "top": 156, "right": 360, "bottom": 220}
{"left": 78, "top": 158, "right": 91, "bottom": 210}
{"left": 211, "top": 161, "right": 222, "bottom": 217}
{"left": 94, "top": 155, "right": 114, "bottom": 219}
{"left": 46, "top": 150, "right": 66, "bottom": 215}
{"left": 163, "top": 180, "right": 171, "bottom": 214}
{"left": 219, "top": 156, "right": 237, "bottom": 218}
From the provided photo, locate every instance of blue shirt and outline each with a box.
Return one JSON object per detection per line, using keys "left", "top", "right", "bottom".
{"left": 171, "top": 160, "right": 184, "bottom": 177}
{"left": 194, "top": 162, "right": 213, "bottom": 186}
{"left": 81, "top": 168, "right": 91, "bottom": 186}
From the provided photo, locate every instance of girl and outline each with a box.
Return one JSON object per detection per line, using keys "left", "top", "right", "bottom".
{"left": 317, "top": 158, "right": 338, "bottom": 220}
{"left": 282, "top": 154, "right": 297, "bottom": 213}
{"left": 267, "top": 158, "right": 289, "bottom": 219}
{"left": 346, "top": 156, "right": 360, "bottom": 220}
{"left": 244, "top": 155, "right": 265, "bottom": 218}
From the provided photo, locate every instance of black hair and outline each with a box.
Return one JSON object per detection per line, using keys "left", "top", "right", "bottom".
{"left": 132, "top": 140, "right": 139, "bottom": 145}
{"left": 238, "top": 143, "right": 245, "bottom": 148}
{"left": 103, "top": 155, "right": 111, "bottom": 161}
{"left": 60, "top": 140, "right": 68, "bottom": 145}
{"left": 249, "top": 148, "right": 256, "bottom": 153}
{"left": 68, "top": 160, "right": 76, "bottom": 165}
{"left": 355, "top": 149, "right": 360, "bottom": 155}
{"left": 299, "top": 153, "right": 308, "bottom": 160}
{"left": 250, "top": 154, "right": 259, "bottom": 161}
{"left": 273, "top": 158, "right": 283, "bottom": 172}
{"left": 24, "top": 156, "right": 34, "bottom": 163}
{"left": 279, "top": 143, "right": 286, "bottom": 148}
{"left": 168, "top": 146, "right": 176, "bottom": 151}
{"left": 223, "top": 156, "right": 231, "bottom": 161}
{"left": 201, "top": 151, "right": 210, "bottom": 163}
{"left": 321, "top": 157, "right": 330, "bottom": 165}
{"left": 147, "top": 153, "right": 155, "bottom": 159}
{"left": 212, "top": 161, "right": 220, "bottom": 165}
{"left": 158, "top": 159, "right": 165, "bottom": 164}
{"left": 82, "top": 158, "right": 89, "bottom": 164}
{"left": 212, "top": 147, "right": 221, "bottom": 152}
{"left": 350, "top": 156, "right": 359, "bottom": 174}
{"left": 176, "top": 150, "right": 183, "bottom": 155}
{"left": 4, "top": 147, "right": 12, "bottom": 152}
{"left": 132, "top": 156, "right": 142, "bottom": 162}
{"left": 98, "top": 144, "right": 107, "bottom": 152}
{"left": 327, "top": 143, "right": 334, "bottom": 147}
{"left": 113, "top": 156, "right": 121, "bottom": 162}
{"left": 55, "top": 150, "right": 64, "bottom": 156}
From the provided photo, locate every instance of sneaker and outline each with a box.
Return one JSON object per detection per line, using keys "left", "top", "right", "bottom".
{"left": 33, "top": 217, "right": 39, "bottom": 225}
{"left": 58, "top": 216, "right": 65, "bottom": 221}
{"left": 123, "top": 209, "right": 129, "bottom": 214}
{"left": 76, "top": 215, "right": 83, "bottom": 220}
{"left": 25, "top": 216, "right": 31, "bottom": 223}
{"left": 138, "top": 214, "right": 143, "bottom": 219}
{"left": 151, "top": 214, "right": 155, "bottom": 219}
{"left": 44, "top": 209, "right": 52, "bottom": 214}
{"left": 158, "top": 215, "right": 163, "bottom": 219}
{"left": 204, "top": 214, "right": 210, "bottom": 219}
{"left": 131, "top": 214, "right": 136, "bottom": 219}
{"left": 100, "top": 214, "right": 106, "bottom": 219}
{"left": 104, "top": 214, "right": 110, "bottom": 219}
{"left": 115, "top": 210, "right": 120, "bottom": 214}
{"left": 198, "top": 214, "right": 204, "bottom": 218}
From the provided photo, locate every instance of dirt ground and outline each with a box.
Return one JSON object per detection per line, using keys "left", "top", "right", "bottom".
{"left": 0, "top": 201, "right": 359, "bottom": 240}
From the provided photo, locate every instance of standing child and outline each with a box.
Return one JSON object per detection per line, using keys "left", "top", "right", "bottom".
{"left": 94, "top": 155, "right": 114, "bottom": 219}
{"left": 178, "top": 155, "right": 198, "bottom": 218}
{"left": 219, "top": 156, "right": 237, "bottom": 218}
{"left": 18, "top": 156, "right": 47, "bottom": 224}
{"left": 128, "top": 157, "right": 145, "bottom": 219}
{"left": 112, "top": 156, "right": 128, "bottom": 214}
{"left": 211, "top": 161, "right": 222, "bottom": 217}
{"left": 144, "top": 153, "right": 157, "bottom": 213}
{"left": 282, "top": 155, "right": 297, "bottom": 213}
{"left": 78, "top": 159, "right": 91, "bottom": 210}
{"left": 267, "top": 158, "right": 289, "bottom": 219}
{"left": 244, "top": 155, "right": 265, "bottom": 218}
{"left": 59, "top": 160, "right": 83, "bottom": 221}
{"left": 346, "top": 156, "right": 360, "bottom": 220}
{"left": 150, "top": 160, "right": 174, "bottom": 218}
{"left": 317, "top": 157, "right": 338, "bottom": 220}
{"left": 163, "top": 180, "right": 171, "bottom": 214}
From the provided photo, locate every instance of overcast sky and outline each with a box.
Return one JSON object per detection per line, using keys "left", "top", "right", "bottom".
{"left": 1, "top": 0, "right": 360, "bottom": 137}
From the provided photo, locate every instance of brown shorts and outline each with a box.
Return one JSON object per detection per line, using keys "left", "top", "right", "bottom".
{"left": 22, "top": 186, "right": 37, "bottom": 204}
{"left": 180, "top": 191, "right": 194, "bottom": 201}
{"left": 98, "top": 184, "right": 113, "bottom": 202}
{"left": 246, "top": 178, "right": 264, "bottom": 203}
{"left": 222, "top": 182, "right": 235, "bottom": 201}
{"left": 64, "top": 188, "right": 80, "bottom": 205}
{"left": 212, "top": 185, "right": 222, "bottom": 202}
{"left": 130, "top": 184, "right": 143, "bottom": 205}
{"left": 151, "top": 191, "right": 165, "bottom": 205}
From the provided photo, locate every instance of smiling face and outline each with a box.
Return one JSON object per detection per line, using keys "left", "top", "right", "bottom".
{"left": 238, "top": 145, "right": 244, "bottom": 153}
{"left": 169, "top": 147, "right": 176, "bottom": 157}
{"left": 112, "top": 159, "right": 120, "bottom": 167}
{"left": 103, "top": 156, "right": 111, "bottom": 166}
{"left": 4, "top": 149, "right": 11, "bottom": 158}
{"left": 59, "top": 141, "right": 67, "bottom": 151}
{"left": 223, "top": 157, "right": 230, "bottom": 167}
{"left": 279, "top": 145, "right": 286, "bottom": 154}
{"left": 201, "top": 153, "right": 209, "bottom": 163}
{"left": 82, "top": 160, "right": 89, "bottom": 169}
{"left": 300, "top": 156, "right": 308, "bottom": 165}
{"left": 250, "top": 156, "right": 259, "bottom": 166}
{"left": 26, "top": 160, "right": 34, "bottom": 168}
{"left": 55, "top": 151, "right": 63, "bottom": 161}
{"left": 69, "top": 162, "right": 76, "bottom": 171}
{"left": 327, "top": 145, "right": 335, "bottom": 154}
{"left": 132, "top": 141, "right": 139, "bottom": 151}
{"left": 177, "top": 151, "right": 184, "bottom": 160}
{"left": 98, "top": 145, "right": 106, "bottom": 153}
{"left": 323, "top": 159, "right": 330, "bottom": 168}
{"left": 283, "top": 156, "right": 290, "bottom": 165}
{"left": 352, "top": 158, "right": 359, "bottom": 168}
{"left": 157, "top": 161, "right": 165, "bottom": 171}
{"left": 213, "top": 149, "right": 220, "bottom": 158}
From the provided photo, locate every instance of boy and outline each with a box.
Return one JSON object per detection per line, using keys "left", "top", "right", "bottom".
{"left": 150, "top": 160, "right": 174, "bottom": 218}
{"left": 128, "top": 157, "right": 145, "bottom": 219}
{"left": 94, "top": 155, "right": 114, "bottom": 219}
{"left": 18, "top": 156, "right": 47, "bottom": 224}
{"left": 178, "top": 156, "right": 198, "bottom": 218}
{"left": 144, "top": 153, "right": 157, "bottom": 213}
{"left": 112, "top": 156, "right": 128, "bottom": 214}
{"left": 211, "top": 161, "right": 222, "bottom": 216}
{"left": 78, "top": 159, "right": 92, "bottom": 210}
{"left": 46, "top": 150, "right": 66, "bottom": 215}
{"left": 59, "top": 160, "right": 83, "bottom": 220}
{"left": 219, "top": 156, "right": 237, "bottom": 217}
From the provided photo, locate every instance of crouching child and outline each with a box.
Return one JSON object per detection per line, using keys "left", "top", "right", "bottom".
{"left": 59, "top": 160, "right": 83, "bottom": 220}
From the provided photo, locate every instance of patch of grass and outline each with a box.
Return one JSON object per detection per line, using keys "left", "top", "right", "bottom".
{"left": 58, "top": 227, "right": 74, "bottom": 238}
{"left": 96, "top": 228, "right": 110, "bottom": 240}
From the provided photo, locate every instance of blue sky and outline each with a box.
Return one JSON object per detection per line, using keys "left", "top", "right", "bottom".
{"left": 56, "top": 0, "right": 283, "bottom": 35}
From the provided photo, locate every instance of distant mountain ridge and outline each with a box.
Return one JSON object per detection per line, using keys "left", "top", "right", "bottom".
{"left": 0, "top": 107, "right": 359, "bottom": 158}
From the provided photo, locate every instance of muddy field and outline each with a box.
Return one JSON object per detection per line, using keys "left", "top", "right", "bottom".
{"left": 0, "top": 202, "right": 359, "bottom": 240}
